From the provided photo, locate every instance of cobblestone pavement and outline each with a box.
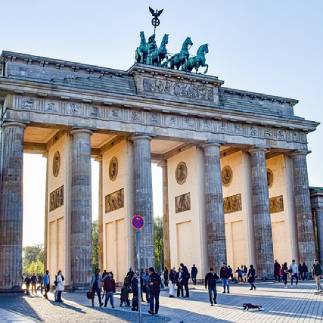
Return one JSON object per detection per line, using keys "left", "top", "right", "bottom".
{"left": 0, "top": 281, "right": 322, "bottom": 322}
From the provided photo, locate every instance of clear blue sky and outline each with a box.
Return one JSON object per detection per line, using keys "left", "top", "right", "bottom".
{"left": 1, "top": 1, "right": 322, "bottom": 245}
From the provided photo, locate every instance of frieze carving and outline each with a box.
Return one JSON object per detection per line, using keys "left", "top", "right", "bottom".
{"left": 109, "top": 157, "right": 118, "bottom": 181}
{"left": 269, "top": 195, "right": 284, "bottom": 213}
{"left": 143, "top": 78, "right": 214, "bottom": 102}
{"left": 175, "top": 162, "right": 187, "bottom": 185}
{"left": 175, "top": 192, "right": 191, "bottom": 213}
{"left": 52, "top": 151, "right": 60, "bottom": 177}
{"left": 224, "top": 193, "right": 242, "bottom": 214}
{"left": 105, "top": 188, "right": 124, "bottom": 213}
{"left": 221, "top": 166, "right": 233, "bottom": 186}
{"left": 49, "top": 185, "right": 64, "bottom": 212}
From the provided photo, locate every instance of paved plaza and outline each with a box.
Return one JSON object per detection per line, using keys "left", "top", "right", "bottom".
{"left": 0, "top": 281, "right": 322, "bottom": 322}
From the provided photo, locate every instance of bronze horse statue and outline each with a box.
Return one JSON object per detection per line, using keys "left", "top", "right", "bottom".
{"left": 149, "top": 34, "right": 169, "bottom": 66}
{"left": 162, "top": 37, "right": 193, "bottom": 70}
{"left": 182, "top": 43, "right": 209, "bottom": 74}
{"left": 135, "top": 31, "right": 148, "bottom": 64}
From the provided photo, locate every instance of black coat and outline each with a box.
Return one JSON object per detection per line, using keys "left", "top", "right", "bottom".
{"left": 191, "top": 266, "right": 198, "bottom": 278}
{"left": 148, "top": 272, "right": 161, "bottom": 293}
{"left": 204, "top": 272, "right": 219, "bottom": 288}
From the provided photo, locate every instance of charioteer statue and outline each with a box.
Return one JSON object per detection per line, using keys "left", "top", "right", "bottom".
{"left": 134, "top": 7, "right": 209, "bottom": 74}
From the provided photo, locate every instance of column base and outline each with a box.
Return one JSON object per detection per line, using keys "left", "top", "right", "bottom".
{"left": 0, "top": 286, "right": 24, "bottom": 293}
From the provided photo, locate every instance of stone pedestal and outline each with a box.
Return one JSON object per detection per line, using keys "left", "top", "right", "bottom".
{"left": 70, "top": 129, "right": 93, "bottom": 287}
{"left": 132, "top": 135, "right": 154, "bottom": 269}
{"left": 291, "top": 152, "right": 316, "bottom": 266}
{"left": 0, "top": 122, "right": 25, "bottom": 291}
{"left": 203, "top": 142, "right": 227, "bottom": 273}
{"left": 160, "top": 160, "right": 170, "bottom": 270}
{"left": 249, "top": 147, "right": 274, "bottom": 279}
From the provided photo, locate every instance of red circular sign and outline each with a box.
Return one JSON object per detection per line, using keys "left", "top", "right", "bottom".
{"left": 132, "top": 214, "right": 144, "bottom": 230}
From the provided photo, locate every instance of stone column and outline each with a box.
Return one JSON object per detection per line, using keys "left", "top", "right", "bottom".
{"left": 291, "top": 151, "right": 316, "bottom": 266}
{"left": 203, "top": 142, "right": 227, "bottom": 273}
{"left": 0, "top": 122, "right": 25, "bottom": 291}
{"left": 160, "top": 160, "right": 170, "bottom": 270}
{"left": 70, "top": 129, "right": 93, "bottom": 288}
{"left": 249, "top": 147, "right": 274, "bottom": 279}
{"left": 132, "top": 135, "right": 154, "bottom": 269}
{"left": 43, "top": 153, "right": 49, "bottom": 270}
{"left": 97, "top": 157, "right": 104, "bottom": 271}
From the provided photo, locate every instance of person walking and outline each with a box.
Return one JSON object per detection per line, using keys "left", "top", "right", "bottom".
{"left": 163, "top": 267, "right": 169, "bottom": 288}
{"left": 176, "top": 267, "right": 184, "bottom": 297}
{"left": 169, "top": 267, "right": 177, "bottom": 298}
{"left": 90, "top": 268, "right": 103, "bottom": 307}
{"left": 235, "top": 267, "right": 243, "bottom": 283}
{"left": 120, "top": 280, "right": 130, "bottom": 307}
{"left": 274, "top": 260, "right": 281, "bottom": 282}
{"left": 43, "top": 270, "right": 50, "bottom": 300}
{"left": 205, "top": 267, "right": 219, "bottom": 306}
{"left": 142, "top": 268, "right": 150, "bottom": 302}
{"left": 302, "top": 262, "right": 309, "bottom": 280}
{"left": 243, "top": 265, "right": 248, "bottom": 283}
{"left": 31, "top": 274, "right": 37, "bottom": 295}
{"left": 220, "top": 263, "right": 230, "bottom": 293}
{"left": 131, "top": 272, "right": 139, "bottom": 311}
{"left": 281, "top": 262, "right": 289, "bottom": 288}
{"left": 180, "top": 263, "right": 190, "bottom": 297}
{"left": 289, "top": 260, "right": 299, "bottom": 287}
{"left": 191, "top": 264, "right": 198, "bottom": 285}
{"left": 24, "top": 275, "right": 31, "bottom": 295}
{"left": 103, "top": 272, "right": 115, "bottom": 308}
{"left": 148, "top": 267, "right": 161, "bottom": 315}
{"left": 55, "top": 270, "right": 64, "bottom": 303}
{"left": 312, "top": 259, "right": 322, "bottom": 292}
{"left": 247, "top": 265, "right": 256, "bottom": 290}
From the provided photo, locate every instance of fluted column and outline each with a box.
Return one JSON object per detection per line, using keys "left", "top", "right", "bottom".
{"left": 132, "top": 135, "right": 154, "bottom": 269}
{"left": 70, "top": 129, "right": 93, "bottom": 287}
{"left": 0, "top": 122, "right": 25, "bottom": 291}
{"left": 97, "top": 157, "right": 104, "bottom": 271}
{"left": 249, "top": 147, "right": 274, "bottom": 279}
{"left": 160, "top": 160, "right": 170, "bottom": 270}
{"left": 203, "top": 142, "right": 227, "bottom": 273}
{"left": 291, "top": 151, "right": 316, "bottom": 266}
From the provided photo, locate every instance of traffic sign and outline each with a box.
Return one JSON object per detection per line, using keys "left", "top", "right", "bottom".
{"left": 132, "top": 214, "right": 144, "bottom": 230}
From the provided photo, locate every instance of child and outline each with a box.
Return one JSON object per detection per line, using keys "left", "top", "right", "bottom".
{"left": 120, "top": 283, "right": 130, "bottom": 307}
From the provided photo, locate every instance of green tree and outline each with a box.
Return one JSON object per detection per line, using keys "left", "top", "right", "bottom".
{"left": 92, "top": 220, "right": 99, "bottom": 272}
{"left": 154, "top": 217, "right": 164, "bottom": 272}
{"left": 23, "top": 244, "right": 44, "bottom": 275}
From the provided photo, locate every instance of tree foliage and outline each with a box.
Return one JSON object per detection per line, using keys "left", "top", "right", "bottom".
{"left": 92, "top": 220, "right": 99, "bottom": 272}
{"left": 23, "top": 244, "right": 44, "bottom": 275}
{"left": 154, "top": 217, "right": 164, "bottom": 272}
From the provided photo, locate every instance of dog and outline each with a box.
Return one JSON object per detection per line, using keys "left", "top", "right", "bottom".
{"left": 243, "top": 303, "right": 263, "bottom": 311}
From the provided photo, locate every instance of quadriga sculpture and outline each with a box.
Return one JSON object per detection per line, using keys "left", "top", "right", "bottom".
{"left": 182, "top": 43, "right": 209, "bottom": 74}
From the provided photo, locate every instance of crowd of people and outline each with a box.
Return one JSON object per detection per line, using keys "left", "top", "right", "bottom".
{"left": 22, "top": 258, "right": 322, "bottom": 312}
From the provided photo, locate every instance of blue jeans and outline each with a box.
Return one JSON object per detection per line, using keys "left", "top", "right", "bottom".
{"left": 105, "top": 292, "right": 114, "bottom": 307}
{"left": 222, "top": 279, "right": 230, "bottom": 292}
{"left": 149, "top": 290, "right": 160, "bottom": 314}
{"left": 208, "top": 286, "right": 217, "bottom": 304}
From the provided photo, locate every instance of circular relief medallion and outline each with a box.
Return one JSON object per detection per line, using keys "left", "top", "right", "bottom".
{"left": 175, "top": 162, "right": 187, "bottom": 185}
{"left": 52, "top": 151, "right": 60, "bottom": 177}
{"left": 221, "top": 165, "right": 233, "bottom": 186}
{"left": 267, "top": 169, "right": 274, "bottom": 188}
{"left": 109, "top": 157, "right": 118, "bottom": 181}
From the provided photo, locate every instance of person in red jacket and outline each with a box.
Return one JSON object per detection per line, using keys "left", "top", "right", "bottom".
{"left": 103, "top": 272, "right": 116, "bottom": 308}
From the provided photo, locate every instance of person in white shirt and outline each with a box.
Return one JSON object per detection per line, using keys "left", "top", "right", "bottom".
{"left": 55, "top": 270, "right": 65, "bottom": 302}
{"left": 289, "top": 260, "right": 299, "bottom": 286}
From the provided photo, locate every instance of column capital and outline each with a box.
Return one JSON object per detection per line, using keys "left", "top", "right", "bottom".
{"left": 289, "top": 150, "right": 310, "bottom": 157}
{"left": 70, "top": 128, "right": 93, "bottom": 136}
{"left": 131, "top": 134, "right": 152, "bottom": 142}
{"left": 202, "top": 140, "right": 223, "bottom": 149}
{"left": 2, "top": 122, "right": 26, "bottom": 129}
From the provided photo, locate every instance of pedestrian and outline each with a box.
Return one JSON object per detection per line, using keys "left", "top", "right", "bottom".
{"left": 298, "top": 263, "right": 303, "bottom": 281}
{"left": 176, "top": 267, "right": 184, "bottom": 297}
{"left": 281, "top": 262, "right": 288, "bottom": 288}
{"left": 142, "top": 268, "right": 150, "bottom": 302}
{"left": 227, "top": 266, "right": 233, "bottom": 280}
{"left": 43, "top": 270, "right": 50, "bottom": 300}
{"left": 302, "top": 262, "right": 309, "bottom": 280}
{"left": 55, "top": 270, "right": 64, "bottom": 303}
{"left": 102, "top": 270, "right": 108, "bottom": 280}
{"left": 103, "top": 272, "right": 115, "bottom": 308}
{"left": 131, "top": 272, "right": 139, "bottom": 311}
{"left": 90, "top": 268, "right": 103, "bottom": 307}
{"left": 180, "top": 263, "right": 190, "bottom": 297}
{"left": 247, "top": 265, "right": 256, "bottom": 290}
{"left": 38, "top": 274, "right": 43, "bottom": 293}
{"left": 163, "top": 267, "right": 169, "bottom": 287}
{"left": 243, "top": 265, "right": 248, "bottom": 283}
{"left": 169, "top": 267, "right": 176, "bottom": 298}
{"left": 220, "top": 263, "right": 230, "bottom": 293}
{"left": 24, "top": 275, "right": 31, "bottom": 295}
{"left": 235, "top": 267, "right": 243, "bottom": 283}
{"left": 205, "top": 267, "right": 219, "bottom": 306}
{"left": 191, "top": 264, "right": 198, "bottom": 285}
{"left": 148, "top": 267, "right": 161, "bottom": 315}
{"left": 120, "top": 281, "right": 130, "bottom": 307}
{"left": 312, "top": 259, "right": 322, "bottom": 292}
{"left": 274, "top": 260, "right": 281, "bottom": 282}
{"left": 31, "top": 273, "right": 37, "bottom": 295}
{"left": 289, "top": 260, "right": 299, "bottom": 287}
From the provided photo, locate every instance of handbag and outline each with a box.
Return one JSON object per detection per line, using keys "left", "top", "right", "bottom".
{"left": 86, "top": 291, "right": 95, "bottom": 299}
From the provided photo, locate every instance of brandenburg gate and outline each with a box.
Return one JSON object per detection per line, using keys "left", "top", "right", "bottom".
{"left": 0, "top": 40, "right": 321, "bottom": 290}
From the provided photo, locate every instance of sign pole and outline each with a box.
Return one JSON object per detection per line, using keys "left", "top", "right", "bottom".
{"left": 136, "top": 229, "right": 142, "bottom": 323}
